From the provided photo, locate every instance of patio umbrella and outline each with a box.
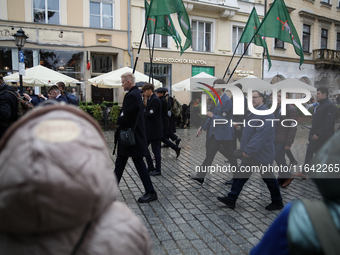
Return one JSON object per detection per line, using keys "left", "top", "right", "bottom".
{"left": 172, "top": 72, "right": 217, "bottom": 92}
{"left": 226, "top": 75, "right": 272, "bottom": 93}
{"left": 88, "top": 66, "right": 162, "bottom": 88}
{"left": 3, "top": 65, "right": 79, "bottom": 86}
{"left": 272, "top": 78, "right": 316, "bottom": 92}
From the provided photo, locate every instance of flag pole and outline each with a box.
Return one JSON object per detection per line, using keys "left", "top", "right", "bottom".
{"left": 226, "top": 5, "right": 271, "bottom": 84}
{"left": 261, "top": 0, "right": 268, "bottom": 80}
{"left": 133, "top": 0, "right": 154, "bottom": 74}
{"left": 223, "top": 42, "right": 240, "bottom": 79}
{"left": 149, "top": 17, "right": 157, "bottom": 84}
{"left": 226, "top": 33, "right": 257, "bottom": 84}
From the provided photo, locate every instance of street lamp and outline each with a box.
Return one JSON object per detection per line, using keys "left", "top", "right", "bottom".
{"left": 13, "top": 28, "right": 28, "bottom": 94}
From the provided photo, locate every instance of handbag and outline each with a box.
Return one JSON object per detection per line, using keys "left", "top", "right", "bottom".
{"left": 119, "top": 108, "right": 141, "bottom": 147}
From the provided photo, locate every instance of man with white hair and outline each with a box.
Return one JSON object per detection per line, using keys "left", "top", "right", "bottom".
{"left": 114, "top": 72, "right": 158, "bottom": 203}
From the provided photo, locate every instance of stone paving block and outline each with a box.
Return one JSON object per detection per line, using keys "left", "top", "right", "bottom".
{"left": 104, "top": 127, "right": 326, "bottom": 255}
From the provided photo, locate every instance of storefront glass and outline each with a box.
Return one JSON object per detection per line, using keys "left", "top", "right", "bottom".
{"left": 144, "top": 63, "right": 171, "bottom": 90}
{"left": 39, "top": 50, "right": 84, "bottom": 80}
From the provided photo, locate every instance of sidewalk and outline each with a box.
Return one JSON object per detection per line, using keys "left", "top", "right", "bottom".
{"left": 103, "top": 125, "right": 328, "bottom": 255}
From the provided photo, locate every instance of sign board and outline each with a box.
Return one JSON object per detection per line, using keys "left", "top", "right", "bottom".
{"left": 19, "top": 62, "right": 25, "bottom": 76}
{"left": 19, "top": 51, "right": 24, "bottom": 63}
{"left": 35, "top": 86, "right": 40, "bottom": 95}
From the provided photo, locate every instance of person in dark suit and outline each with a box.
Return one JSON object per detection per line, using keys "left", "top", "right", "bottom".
{"left": 297, "top": 87, "right": 336, "bottom": 178}
{"left": 189, "top": 78, "right": 238, "bottom": 184}
{"left": 225, "top": 83, "right": 248, "bottom": 185}
{"left": 217, "top": 91, "right": 283, "bottom": 211}
{"left": 47, "top": 85, "right": 68, "bottom": 103}
{"left": 114, "top": 72, "right": 157, "bottom": 203}
{"left": 155, "top": 87, "right": 181, "bottom": 158}
{"left": 142, "top": 83, "right": 163, "bottom": 176}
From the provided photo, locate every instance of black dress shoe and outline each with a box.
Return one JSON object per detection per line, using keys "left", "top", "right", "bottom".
{"left": 147, "top": 168, "right": 156, "bottom": 172}
{"left": 175, "top": 138, "right": 181, "bottom": 146}
{"left": 224, "top": 179, "right": 234, "bottom": 185}
{"left": 176, "top": 147, "right": 181, "bottom": 158}
{"left": 217, "top": 196, "right": 236, "bottom": 209}
{"left": 150, "top": 170, "right": 161, "bottom": 176}
{"left": 188, "top": 174, "right": 204, "bottom": 184}
{"left": 265, "top": 202, "right": 284, "bottom": 211}
{"left": 138, "top": 191, "right": 158, "bottom": 203}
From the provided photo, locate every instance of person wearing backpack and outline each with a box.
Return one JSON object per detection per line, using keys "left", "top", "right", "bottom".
{"left": 0, "top": 76, "right": 18, "bottom": 139}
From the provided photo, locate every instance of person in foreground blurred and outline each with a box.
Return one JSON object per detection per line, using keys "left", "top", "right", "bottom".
{"left": 0, "top": 104, "right": 152, "bottom": 254}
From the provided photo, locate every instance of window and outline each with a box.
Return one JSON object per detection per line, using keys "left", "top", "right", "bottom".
{"left": 39, "top": 50, "right": 84, "bottom": 80}
{"left": 232, "top": 27, "right": 248, "bottom": 55}
{"left": 321, "top": 0, "right": 330, "bottom": 3}
{"left": 91, "top": 54, "right": 113, "bottom": 73}
{"left": 33, "top": 0, "right": 59, "bottom": 24}
{"left": 321, "top": 29, "right": 328, "bottom": 49}
{"left": 337, "top": 32, "right": 340, "bottom": 51}
{"left": 144, "top": 63, "right": 171, "bottom": 88}
{"left": 90, "top": 1, "right": 114, "bottom": 29}
{"left": 274, "top": 38, "right": 284, "bottom": 49}
{"left": 192, "top": 21, "right": 212, "bottom": 52}
{"left": 145, "top": 34, "right": 169, "bottom": 48}
{"left": 303, "top": 24, "right": 311, "bottom": 52}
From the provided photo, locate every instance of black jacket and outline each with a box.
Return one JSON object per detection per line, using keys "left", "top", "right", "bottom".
{"left": 144, "top": 93, "right": 163, "bottom": 140}
{"left": 159, "top": 95, "right": 169, "bottom": 131}
{"left": 309, "top": 98, "right": 336, "bottom": 142}
{"left": 0, "top": 84, "right": 18, "bottom": 139}
{"left": 117, "top": 86, "right": 148, "bottom": 157}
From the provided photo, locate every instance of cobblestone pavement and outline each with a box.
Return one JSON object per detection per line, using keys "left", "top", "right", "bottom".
{"left": 103, "top": 123, "right": 339, "bottom": 255}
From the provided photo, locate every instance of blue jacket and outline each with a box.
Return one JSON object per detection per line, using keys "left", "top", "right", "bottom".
{"left": 55, "top": 94, "right": 68, "bottom": 103}
{"left": 241, "top": 104, "right": 275, "bottom": 164}
{"left": 203, "top": 93, "right": 234, "bottom": 141}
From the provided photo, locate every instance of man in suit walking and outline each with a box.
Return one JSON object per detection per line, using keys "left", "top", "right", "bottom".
{"left": 217, "top": 91, "right": 283, "bottom": 211}
{"left": 114, "top": 72, "right": 157, "bottom": 203}
{"left": 142, "top": 83, "right": 163, "bottom": 176}
{"left": 189, "top": 78, "right": 238, "bottom": 184}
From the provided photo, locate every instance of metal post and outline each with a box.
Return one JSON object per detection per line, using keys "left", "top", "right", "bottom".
{"left": 18, "top": 47, "right": 23, "bottom": 94}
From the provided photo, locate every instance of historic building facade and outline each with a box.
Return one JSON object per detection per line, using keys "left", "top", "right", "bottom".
{"left": 263, "top": 0, "right": 340, "bottom": 97}
{"left": 0, "top": 0, "right": 129, "bottom": 102}
{"left": 131, "top": 0, "right": 266, "bottom": 104}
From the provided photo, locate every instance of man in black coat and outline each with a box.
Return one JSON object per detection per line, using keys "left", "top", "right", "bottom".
{"left": 0, "top": 77, "right": 18, "bottom": 139}
{"left": 114, "top": 72, "right": 157, "bottom": 203}
{"left": 155, "top": 87, "right": 181, "bottom": 158}
{"left": 142, "top": 83, "right": 163, "bottom": 176}
{"left": 297, "top": 87, "right": 336, "bottom": 178}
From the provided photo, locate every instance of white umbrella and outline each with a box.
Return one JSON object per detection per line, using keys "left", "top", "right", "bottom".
{"left": 88, "top": 66, "right": 162, "bottom": 88}
{"left": 172, "top": 72, "right": 217, "bottom": 92}
{"left": 227, "top": 75, "right": 273, "bottom": 92}
{"left": 3, "top": 65, "right": 78, "bottom": 86}
{"left": 273, "top": 78, "right": 316, "bottom": 92}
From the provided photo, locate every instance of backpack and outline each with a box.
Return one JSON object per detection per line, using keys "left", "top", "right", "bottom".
{"left": 2, "top": 90, "right": 34, "bottom": 118}
{"left": 171, "top": 97, "right": 182, "bottom": 117}
{"left": 66, "top": 94, "right": 79, "bottom": 106}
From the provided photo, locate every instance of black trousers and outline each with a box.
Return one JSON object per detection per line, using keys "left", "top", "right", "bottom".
{"left": 114, "top": 155, "right": 155, "bottom": 193}
{"left": 196, "top": 135, "right": 237, "bottom": 178}
{"left": 145, "top": 139, "right": 161, "bottom": 171}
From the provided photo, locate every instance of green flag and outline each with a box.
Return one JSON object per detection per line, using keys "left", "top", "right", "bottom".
{"left": 145, "top": 1, "right": 182, "bottom": 50}
{"left": 255, "top": 0, "right": 304, "bottom": 67}
{"left": 239, "top": 8, "right": 272, "bottom": 70}
{"left": 145, "top": 0, "right": 192, "bottom": 55}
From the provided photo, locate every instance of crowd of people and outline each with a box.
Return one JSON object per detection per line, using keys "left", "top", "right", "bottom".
{"left": 0, "top": 77, "right": 79, "bottom": 140}
{"left": 1, "top": 72, "right": 339, "bottom": 254}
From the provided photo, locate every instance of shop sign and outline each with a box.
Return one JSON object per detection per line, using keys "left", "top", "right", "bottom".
{"left": 153, "top": 57, "right": 206, "bottom": 65}
{"left": 235, "top": 70, "right": 254, "bottom": 77}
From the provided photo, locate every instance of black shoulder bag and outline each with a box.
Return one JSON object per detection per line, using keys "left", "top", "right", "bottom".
{"left": 119, "top": 108, "right": 141, "bottom": 147}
